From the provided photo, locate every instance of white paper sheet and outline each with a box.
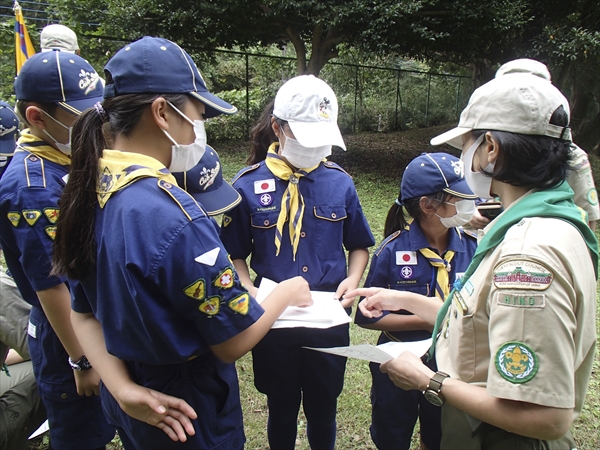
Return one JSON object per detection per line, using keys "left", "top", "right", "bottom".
{"left": 304, "top": 338, "right": 432, "bottom": 364}
{"left": 256, "top": 278, "right": 351, "bottom": 329}
{"left": 29, "top": 419, "right": 49, "bottom": 439}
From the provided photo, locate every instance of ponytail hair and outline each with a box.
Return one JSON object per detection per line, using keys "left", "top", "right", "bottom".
{"left": 383, "top": 191, "right": 448, "bottom": 238}
{"left": 52, "top": 91, "right": 189, "bottom": 279}
{"left": 52, "top": 107, "right": 105, "bottom": 279}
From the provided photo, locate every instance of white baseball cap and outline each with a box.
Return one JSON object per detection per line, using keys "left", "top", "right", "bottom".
{"left": 41, "top": 24, "right": 79, "bottom": 53}
{"left": 430, "top": 73, "right": 571, "bottom": 149}
{"left": 495, "top": 58, "right": 551, "bottom": 81}
{"left": 273, "top": 75, "right": 346, "bottom": 150}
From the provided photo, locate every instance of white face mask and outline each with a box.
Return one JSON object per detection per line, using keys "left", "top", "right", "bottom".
{"left": 436, "top": 199, "right": 476, "bottom": 228}
{"left": 41, "top": 110, "right": 72, "bottom": 155}
{"left": 163, "top": 101, "right": 207, "bottom": 173}
{"left": 461, "top": 134, "right": 495, "bottom": 199}
{"left": 280, "top": 131, "right": 331, "bottom": 169}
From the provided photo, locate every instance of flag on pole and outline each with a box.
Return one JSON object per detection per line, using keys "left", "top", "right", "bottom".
{"left": 14, "top": 1, "right": 36, "bottom": 74}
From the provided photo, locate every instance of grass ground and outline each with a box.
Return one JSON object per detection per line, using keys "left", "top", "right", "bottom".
{"left": 23, "top": 126, "right": 600, "bottom": 449}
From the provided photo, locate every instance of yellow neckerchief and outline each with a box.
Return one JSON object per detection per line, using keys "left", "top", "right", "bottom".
{"left": 97, "top": 150, "right": 177, "bottom": 208}
{"left": 16, "top": 129, "right": 71, "bottom": 166}
{"left": 418, "top": 248, "right": 455, "bottom": 300}
{"left": 264, "top": 142, "right": 322, "bottom": 260}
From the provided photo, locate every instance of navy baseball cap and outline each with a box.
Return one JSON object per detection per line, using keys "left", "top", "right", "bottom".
{"left": 400, "top": 152, "right": 477, "bottom": 201}
{"left": 0, "top": 102, "right": 19, "bottom": 177}
{"left": 104, "top": 37, "right": 237, "bottom": 119}
{"left": 172, "top": 146, "right": 241, "bottom": 216}
{"left": 14, "top": 50, "right": 104, "bottom": 115}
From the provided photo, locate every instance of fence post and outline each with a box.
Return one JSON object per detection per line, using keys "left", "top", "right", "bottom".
{"left": 425, "top": 73, "right": 432, "bottom": 127}
{"left": 245, "top": 53, "right": 250, "bottom": 138}
{"left": 354, "top": 65, "right": 359, "bottom": 133}
{"left": 455, "top": 77, "right": 461, "bottom": 119}
{"left": 395, "top": 70, "right": 400, "bottom": 130}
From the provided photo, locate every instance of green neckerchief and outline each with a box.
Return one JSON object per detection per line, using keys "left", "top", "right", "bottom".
{"left": 428, "top": 182, "right": 599, "bottom": 360}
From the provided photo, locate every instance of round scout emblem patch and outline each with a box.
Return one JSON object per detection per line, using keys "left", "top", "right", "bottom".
{"left": 587, "top": 188, "right": 598, "bottom": 206}
{"left": 259, "top": 193, "right": 273, "bottom": 206}
{"left": 399, "top": 266, "right": 413, "bottom": 279}
{"left": 493, "top": 260, "right": 553, "bottom": 290}
{"left": 495, "top": 342, "right": 538, "bottom": 384}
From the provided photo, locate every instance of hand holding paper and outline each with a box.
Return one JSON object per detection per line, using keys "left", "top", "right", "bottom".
{"left": 304, "top": 338, "right": 432, "bottom": 364}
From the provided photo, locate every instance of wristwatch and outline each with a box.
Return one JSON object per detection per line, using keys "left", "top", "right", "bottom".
{"left": 68, "top": 355, "right": 92, "bottom": 371}
{"left": 423, "top": 371, "right": 450, "bottom": 406}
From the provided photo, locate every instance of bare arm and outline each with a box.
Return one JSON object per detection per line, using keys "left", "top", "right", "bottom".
{"left": 360, "top": 312, "right": 434, "bottom": 333}
{"left": 37, "top": 283, "right": 101, "bottom": 396}
{"left": 232, "top": 259, "right": 258, "bottom": 298}
{"left": 210, "top": 276, "right": 311, "bottom": 363}
{"left": 381, "top": 352, "right": 572, "bottom": 440}
{"left": 71, "top": 311, "right": 198, "bottom": 442}
{"left": 346, "top": 287, "right": 442, "bottom": 325}
{"left": 336, "top": 248, "right": 369, "bottom": 308}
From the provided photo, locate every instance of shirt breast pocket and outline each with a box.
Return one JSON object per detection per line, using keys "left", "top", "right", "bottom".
{"left": 313, "top": 205, "right": 347, "bottom": 260}
{"left": 250, "top": 211, "right": 278, "bottom": 251}
{"left": 446, "top": 287, "right": 477, "bottom": 381}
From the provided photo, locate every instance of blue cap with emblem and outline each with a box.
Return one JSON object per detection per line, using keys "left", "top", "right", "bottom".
{"left": 400, "top": 152, "right": 477, "bottom": 202}
{"left": 103, "top": 36, "right": 237, "bottom": 119}
{"left": 172, "top": 146, "right": 241, "bottom": 216}
{"left": 0, "top": 101, "right": 19, "bottom": 177}
{"left": 14, "top": 51, "right": 104, "bottom": 115}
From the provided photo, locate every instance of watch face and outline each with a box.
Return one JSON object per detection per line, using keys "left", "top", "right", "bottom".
{"left": 424, "top": 390, "right": 444, "bottom": 406}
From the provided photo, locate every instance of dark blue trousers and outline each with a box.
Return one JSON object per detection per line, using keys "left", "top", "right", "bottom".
{"left": 252, "top": 324, "right": 349, "bottom": 450}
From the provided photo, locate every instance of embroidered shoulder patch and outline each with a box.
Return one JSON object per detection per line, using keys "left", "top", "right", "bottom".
{"left": 229, "top": 293, "right": 249, "bottom": 315}
{"left": 587, "top": 188, "right": 598, "bottom": 206}
{"left": 214, "top": 267, "right": 234, "bottom": 289}
{"left": 493, "top": 260, "right": 553, "bottom": 290}
{"left": 44, "top": 226, "right": 57, "bottom": 240}
{"left": 22, "top": 210, "right": 42, "bottom": 226}
{"left": 184, "top": 279, "right": 206, "bottom": 301}
{"left": 7, "top": 211, "right": 21, "bottom": 227}
{"left": 44, "top": 208, "right": 59, "bottom": 224}
{"left": 198, "top": 296, "right": 221, "bottom": 316}
{"left": 222, "top": 214, "right": 232, "bottom": 227}
{"left": 495, "top": 342, "right": 538, "bottom": 384}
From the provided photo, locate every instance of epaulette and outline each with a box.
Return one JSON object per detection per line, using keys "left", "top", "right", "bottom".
{"left": 375, "top": 229, "right": 403, "bottom": 257}
{"left": 461, "top": 227, "right": 478, "bottom": 239}
{"left": 23, "top": 153, "right": 46, "bottom": 188}
{"left": 322, "top": 161, "right": 352, "bottom": 178}
{"left": 157, "top": 179, "right": 206, "bottom": 222}
{"left": 232, "top": 163, "right": 260, "bottom": 184}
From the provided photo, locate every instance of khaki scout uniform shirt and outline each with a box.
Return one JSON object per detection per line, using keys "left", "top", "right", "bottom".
{"left": 437, "top": 211, "right": 597, "bottom": 417}
{"left": 567, "top": 144, "right": 599, "bottom": 221}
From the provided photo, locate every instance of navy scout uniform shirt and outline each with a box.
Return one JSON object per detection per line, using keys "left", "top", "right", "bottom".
{"left": 0, "top": 147, "right": 67, "bottom": 308}
{"left": 220, "top": 160, "right": 375, "bottom": 290}
{"left": 355, "top": 221, "right": 477, "bottom": 342}
{"left": 71, "top": 174, "right": 264, "bottom": 365}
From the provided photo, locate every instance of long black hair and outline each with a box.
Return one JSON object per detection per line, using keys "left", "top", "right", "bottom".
{"left": 247, "top": 98, "right": 276, "bottom": 165}
{"left": 52, "top": 91, "right": 188, "bottom": 279}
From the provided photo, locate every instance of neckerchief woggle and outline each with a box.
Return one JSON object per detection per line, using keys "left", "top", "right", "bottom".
{"left": 97, "top": 150, "right": 177, "bottom": 207}
{"left": 427, "top": 181, "right": 599, "bottom": 360}
{"left": 264, "top": 142, "right": 323, "bottom": 260}
{"left": 16, "top": 129, "right": 71, "bottom": 166}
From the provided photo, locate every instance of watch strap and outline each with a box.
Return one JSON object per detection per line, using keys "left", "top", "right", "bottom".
{"left": 428, "top": 371, "right": 450, "bottom": 393}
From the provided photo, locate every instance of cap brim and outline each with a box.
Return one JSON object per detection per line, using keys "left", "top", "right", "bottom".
{"left": 0, "top": 138, "right": 16, "bottom": 155}
{"left": 288, "top": 121, "right": 346, "bottom": 150}
{"left": 58, "top": 95, "right": 104, "bottom": 115}
{"left": 430, "top": 127, "right": 471, "bottom": 149}
{"left": 190, "top": 91, "right": 238, "bottom": 118}
{"left": 443, "top": 179, "right": 477, "bottom": 199}
{"left": 191, "top": 181, "right": 242, "bottom": 216}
